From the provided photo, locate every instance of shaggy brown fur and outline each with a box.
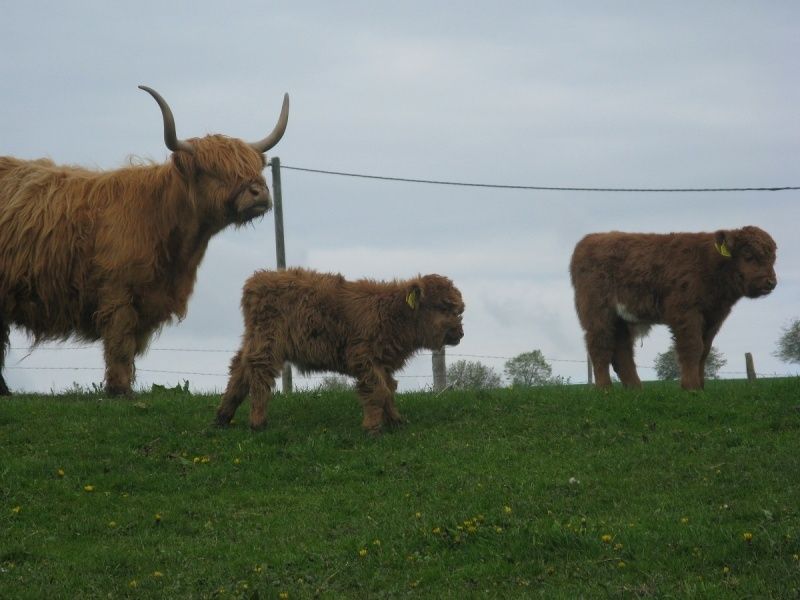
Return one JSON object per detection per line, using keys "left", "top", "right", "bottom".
{"left": 0, "top": 88, "right": 288, "bottom": 396}
{"left": 570, "top": 226, "right": 777, "bottom": 390}
{"left": 215, "top": 268, "right": 465, "bottom": 434}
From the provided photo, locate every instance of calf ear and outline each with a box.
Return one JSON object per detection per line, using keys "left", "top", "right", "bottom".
{"left": 714, "top": 230, "right": 734, "bottom": 258}
{"left": 404, "top": 284, "right": 422, "bottom": 310}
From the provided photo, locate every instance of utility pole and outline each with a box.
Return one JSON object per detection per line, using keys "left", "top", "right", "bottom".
{"left": 270, "top": 156, "right": 292, "bottom": 394}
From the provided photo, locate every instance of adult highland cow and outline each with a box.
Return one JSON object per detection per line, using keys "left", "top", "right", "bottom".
{"left": 215, "top": 268, "right": 465, "bottom": 434}
{"left": 0, "top": 86, "right": 289, "bottom": 396}
{"left": 570, "top": 226, "right": 777, "bottom": 390}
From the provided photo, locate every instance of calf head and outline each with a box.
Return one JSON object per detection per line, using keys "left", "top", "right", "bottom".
{"left": 714, "top": 226, "right": 777, "bottom": 298}
{"left": 139, "top": 86, "right": 288, "bottom": 229}
{"left": 407, "top": 274, "right": 465, "bottom": 349}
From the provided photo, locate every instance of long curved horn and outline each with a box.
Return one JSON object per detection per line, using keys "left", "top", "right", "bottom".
{"left": 138, "top": 85, "right": 195, "bottom": 155}
{"left": 249, "top": 93, "right": 290, "bottom": 153}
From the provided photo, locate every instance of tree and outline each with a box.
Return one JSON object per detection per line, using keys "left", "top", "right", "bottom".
{"left": 774, "top": 319, "right": 800, "bottom": 364}
{"left": 446, "top": 360, "right": 502, "bottom": 390}
{"left": 504, "top": 350, "right": 566, "bottom": 387}
{"left": 653, "top": 344, "right": 727, "bottom": 380}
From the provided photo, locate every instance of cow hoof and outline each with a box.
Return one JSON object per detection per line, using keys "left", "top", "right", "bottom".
{"left": 249, "top": 421, "right": 268, "bottom": 432}
{"left": 106, "top": 385, "right": 133, "bottom": 398}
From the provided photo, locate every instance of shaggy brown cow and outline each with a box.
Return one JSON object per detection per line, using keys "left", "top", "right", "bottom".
{"left": 570, "top": 226, "right": 777, "bottom": 390}
{"left": 215, "top": 268, "right": 465, "bottom": 434}
{"left": 0, "top": 86, "right": 288, "bottom": 396}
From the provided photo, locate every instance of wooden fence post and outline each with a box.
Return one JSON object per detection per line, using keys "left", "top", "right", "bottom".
{"left": 745, "top": 352, "right": 756, "bottom": 381}
{"left": 432, "top": 348, "right": 447, "bottom": 391}
{"left": 270, "top": 156, "right": 292, "bottom": 394}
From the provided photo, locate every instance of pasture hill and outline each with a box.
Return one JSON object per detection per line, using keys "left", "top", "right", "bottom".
{"left": 1, "top": 378, "right": 799, "bottom": 598}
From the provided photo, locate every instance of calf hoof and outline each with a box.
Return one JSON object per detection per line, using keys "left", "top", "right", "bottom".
{"left": 214, "top": 414, "right": 232, "bottom": 428}
{"left": 249, "top": 420, "right": 268, "bottom": 432}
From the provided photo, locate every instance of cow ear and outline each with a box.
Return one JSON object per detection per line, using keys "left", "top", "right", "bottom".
{"left": 404, "top": 284, "right": 422, "bottom": 310}
{"left": 714, "top": 230, "right": 734, "bottom": 258}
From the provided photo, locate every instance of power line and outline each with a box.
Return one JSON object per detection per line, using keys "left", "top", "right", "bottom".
{"left": 281, "top": 165, "right": 800, "bottom": 193}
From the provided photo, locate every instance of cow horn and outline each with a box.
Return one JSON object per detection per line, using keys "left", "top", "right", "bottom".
{"left": 138, "top": 85, "right": 195, "bottom": 155}
{"left": 249, "top": 93, "right": 290, "bottom": 153}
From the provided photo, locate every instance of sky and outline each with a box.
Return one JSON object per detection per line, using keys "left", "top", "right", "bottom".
{"left": 1, "top": 2, "right": 798, "bottom": 394}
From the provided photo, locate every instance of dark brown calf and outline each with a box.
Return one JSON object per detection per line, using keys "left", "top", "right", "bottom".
{"left": 570, "top": 226, "right": 776, "bottom": 390}
{"left": 215, "top": 268, "right": 465, "bottom": 434}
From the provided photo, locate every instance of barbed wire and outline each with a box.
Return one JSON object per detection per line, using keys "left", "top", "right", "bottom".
{"left": 281, "top": 165, "right": 800, "bottom": 193}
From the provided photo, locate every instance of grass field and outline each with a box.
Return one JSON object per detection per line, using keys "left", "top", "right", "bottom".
{"left": 1, "top": 378, "right": 799, "bottom": 598}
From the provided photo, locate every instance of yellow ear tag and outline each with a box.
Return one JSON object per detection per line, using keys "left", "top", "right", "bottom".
{"left": 406, "top": 290, "right": 418, "bottom": 309}
{"left": 715, "top": 241, "right": 732, "bottom": 257}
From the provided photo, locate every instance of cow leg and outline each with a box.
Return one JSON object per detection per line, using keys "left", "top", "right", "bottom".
{"left": 611, "top": 321, "right": 642, "bottom": 389}
{"left": 215, "top": 349, "right": 250, "bottom": 427}
{"left": 100, "top": 304, "right": 138, "bottom": 396}
{"left": 697, "top": 317, "right": 725, "bottom": 389}
{"left": 356, "top": 367, "right": 393, "bottom": 435}
{"left": 0, "top": 321, "right": 10, "bottom": 396}
{"left": 671, "top": 315, "right": 704, "bottom": 391}
{"left": 381, "top": 374, "right": 405, "bottom": 428}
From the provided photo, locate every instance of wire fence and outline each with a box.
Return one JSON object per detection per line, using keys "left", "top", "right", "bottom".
{"left": 6, "top": 345, "right": 794, "bottom": 383}
{"left": 281, "top": 165, "right": 800, "bottom": 193}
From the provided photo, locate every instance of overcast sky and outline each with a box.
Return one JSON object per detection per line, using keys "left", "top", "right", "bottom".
{"left": 2, "top": 2, "right": 798, "bottom": 394}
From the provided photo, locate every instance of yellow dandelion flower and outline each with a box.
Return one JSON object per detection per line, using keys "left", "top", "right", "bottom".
{"left": 11, "top": 506, "right": 21, "bottom": 514}
{"left": 503, "top": 505, "right": 512, "bottom": 514}
{"left": 743, "top": 532, "right": 753, "bottom": 542}
{"left": 414, "top": 512, "right": 421, "bottom": 519}
{"left": 617, "top": 561, "right": 626, "bottom": 569}
{"left": 467, "top": 526, "right": 477, "bottom": 533}
{"left": 601, "top": 534, "right": 613, "bottom": 543}
{"left": 358, "top": 548, "right": 368, "bottom": 557}
{"left": 253, "top": 565, "right": 263, "bottom": 573}
{"left": 722, "top": 566, "right": 730, "bottom": 574}
{"left": 279, "top": 593, "right": 289, "bottom": 600}
{"left": 613, "top": 543, "right": 624, "bottom": 551}
{"left": 201, "top": 456, "right": 210, "bottom": 464}
{"left": 129, "top": 580, "right": 138, "bottom": 588}
{"left": 680, "top": 517, "right": 689, "bottom": 524}
{"left": 108, "top": 521, "right": 117, "bottom": 528}
{"left": 154, "top": 513, "right": 162, "bottom": 523}
{"left": 57, "top": 469, "right": 65, "bottom": 477}
{"left": 792, "top": 554, "right": 799, "bottom": 561}
{"left": 84, "top": 485, "right": 95, "bottom": 492}
{"left": 152, "top": 571, "right": 163, "bottom": 578}
{"left": 495, "top": 526, "right": 504, "bottom": 533}
{"left": 233, "top": 458, "right": 241, "bottom": 465}
{"left": 372, "top": 539, "right": 381, "bottom": 546}
{"left": 432, "top": 527, "right": 441, "bottom": 534}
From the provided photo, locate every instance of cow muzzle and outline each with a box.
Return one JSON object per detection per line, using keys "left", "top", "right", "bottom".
{"left": 236, "top": 184, "right": 272, "bottom": 222}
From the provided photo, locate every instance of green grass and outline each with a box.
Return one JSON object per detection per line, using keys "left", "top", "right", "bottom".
{"left": 1, "top": 379, "right": 799, "bottom": 598}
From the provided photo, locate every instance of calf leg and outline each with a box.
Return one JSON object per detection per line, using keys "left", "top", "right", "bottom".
{"left": 382, "top": 374, "right": 405, "bottom": 427}
{"left": 671, "top": 315, "right": 705, "bottom": 390}
{"left": 356, "top": 367, "right": 394, "bottom": 435}
{"left": 611, "top": 321, "right": 642, "bottom": 389}
{"left": 0, "top": 321, "right": 10, "bottom": 396}
{"left": 219, "top": 330, "right": 281, "bottom": 431}
{"left": 583, "top": 315, "right": 617, "bottom": 389}
{"left": 215, "top": 350, "right": 249, "bottom": 427}
{"left": 698, "top": 318, "right": 725, "bottom": 387}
